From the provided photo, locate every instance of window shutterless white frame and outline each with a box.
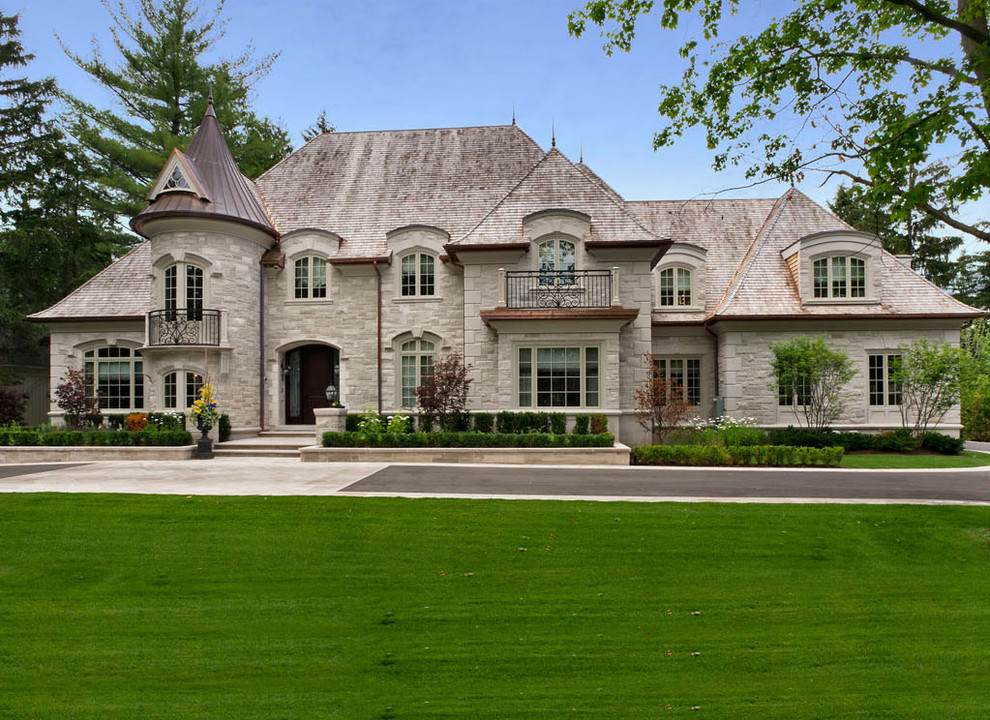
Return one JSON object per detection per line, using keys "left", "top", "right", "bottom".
{"left": 293, "top": 256, "right": 328, "bottom": 299}
{"left": 83, "top": 347, "right": 144, "bottom": 411}
{"left": 164, "top": 263, "right": 205, "bottom": 316}
{"left": 812, "top": 256, "right": 866, "bottom": 299}
{"left": 400, "top": 338, "right": 436, "bottom": 406}
{"left": 537, "top": 237, "right": 576, "bottom": 285}
{"left": 652, "top": 357, "right": 701, "bottom": 406}
{"left": 163, "top": 371, "right": 204, "bottom": 410}
{"left": 399, "top": 253, "right": 436, "bottom": 297}
{"left": 517, "top": 345, "right": 600, "bottom": 408}
{"left": 658, "top": 267, "right": 692, "bottom": 307}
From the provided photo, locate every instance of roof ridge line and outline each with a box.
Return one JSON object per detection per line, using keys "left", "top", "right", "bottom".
{"left": 713, "top": 190, "right": 793, "bottom": 316}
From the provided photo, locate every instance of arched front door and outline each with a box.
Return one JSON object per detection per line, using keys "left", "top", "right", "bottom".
{"left": 284, "top": 344, "right": 339, "bottom": 425}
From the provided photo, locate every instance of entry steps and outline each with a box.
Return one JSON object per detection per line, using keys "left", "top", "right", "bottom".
{"left": 213, "top": 429, "right": 316, "bottom": 459}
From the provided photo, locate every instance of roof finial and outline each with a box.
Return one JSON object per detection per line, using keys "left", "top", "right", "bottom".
{"left": 551, "top": 121, "right": 556, "bottom": 148}
{"left": 512, "top": 104, "right": 516, "bottom": 126}
{"left": 208, "top": 81, "right": 214, "bottom": 107}
{"left": 579, "top": 143, "right": 583, "bottom": 164}
{"left": 203, "top": 81, "right": 216, "bottom": 119}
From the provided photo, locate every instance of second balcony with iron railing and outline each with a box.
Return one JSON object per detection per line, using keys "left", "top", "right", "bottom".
{"left": 146, "top": 308, "right": 224, "bottom": 347}
{"left": 499, "top": 268, "right": 620, "bottom": 309}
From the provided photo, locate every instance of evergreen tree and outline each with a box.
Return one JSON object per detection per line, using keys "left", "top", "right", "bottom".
{"left": 829, "top": 182, "right": 962, "bottom": 290}
{"left": 59, "top": 0, "right": 292, "bottom": 219}
{"left": 302, "top": 109, "right": 335, "bottom": 142}
{"left": 953, "top": 252, "right": 990, "bottom": 309}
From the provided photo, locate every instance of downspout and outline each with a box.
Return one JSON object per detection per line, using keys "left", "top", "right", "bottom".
{"left": 704, "top": 321, "right": 722, "bottom": 417}
{"left": 373, "top": 261, "right": 383, "bottom": 413}
{"left": 259, "top": 262, "right": 266, "bottom": 431}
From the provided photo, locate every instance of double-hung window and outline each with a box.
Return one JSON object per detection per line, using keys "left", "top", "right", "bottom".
{"left": 869, "top": 354, "right": 902, "bottom": 406}
{"left": 518, "top": 346, "right": 599, "bottom": 408}
{"left": 813, "top": 256, "right": 866, "bottom": 299}
{"left": 294, "top": 256, "right": 327, "bottom": 299}
{"left": 401, "top": 254, "right": 436, "bottom": 297}
{"left": 84, "top": 347, "right": 144, "bottom": 410}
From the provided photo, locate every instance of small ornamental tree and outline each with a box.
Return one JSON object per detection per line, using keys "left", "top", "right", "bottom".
{"left": 894, "top": 340, "right": 965, "bottom": 436}
{"left": 634, "top": 354, "right": 692, "bottom": 442}
{"left": 770, "top": 336, "right": 856, "bottom": 431}
{"left": 0, "top": 386, "right": 27, "bottom": 425}
{"left": 53, "top": 368, "right": 102, "bottom": 429}
{"left": 415, "top": 352, "right": 472, "bottom": 431}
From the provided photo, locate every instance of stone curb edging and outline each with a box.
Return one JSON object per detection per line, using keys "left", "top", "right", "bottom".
{"left": 0, "top": 445, "right": 197, "bottom": 463}
{"left": 300, "top": 443, "right": 632, "bottom": 465}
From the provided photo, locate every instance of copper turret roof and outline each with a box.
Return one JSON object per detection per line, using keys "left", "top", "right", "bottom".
{"left": 131, "top": 97, "right": 277, "bottom": 238}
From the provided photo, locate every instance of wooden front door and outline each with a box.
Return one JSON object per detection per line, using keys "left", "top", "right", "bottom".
{"left": 285, "top": 345, "right": 338, "bottom": 425}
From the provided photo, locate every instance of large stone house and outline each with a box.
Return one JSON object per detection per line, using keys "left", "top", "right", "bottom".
{"left": 31, "top": 99, "right": 982, "bottom": 442}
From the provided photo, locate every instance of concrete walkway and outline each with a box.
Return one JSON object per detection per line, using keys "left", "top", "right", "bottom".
{"left": 0, "top": 457, "right": 989, "bottom": 505}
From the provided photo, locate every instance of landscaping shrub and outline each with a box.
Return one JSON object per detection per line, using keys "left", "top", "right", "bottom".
{"left": 716, "top": 423, "right": 766, "bottom": 447}
{"left": 632, "top": 444, "right": 843, "bottom": 467}
{"left": 54, "top": 368, "right": 102, "bottom": 429}
{"left": 453, "top": 412, "right": 472, "bottom": 432}
{"left": 919, "top": 432, "right": 965, "bottom": 455}
{"left": 322, "top": 431, "right": 614, "bottom": 449}
{"left": 345, "top": 413, "right": 361, "bottom": 432}
{"left": 147, "top": 412, "right": 185, "bottom": 431}
{"left": 218, "top": 413, "right": 231, "bottom": 442}
{"left": 418, "top": 414, "right": 434, "bottom": 432}
{"left": 0, "top": 386, "right": 28, "bottom": 425}
{"left": 386, "top": 413, "right": 411, "bottom": 435}
{"left": 125, "top": 413, "right": 148, "bottom": 432}
{"left": 474, "top": 412, "right": 495, "bottom": 434}
{"left": 589, "top": 414, "right": 609, "bottom": 435}
{"left": 873, "top": 429, "right": 918, "bottom": 453}
{"left": 0, "top": 427, "right": 191, "bottom": 446}
{"left": 105, "top": 414, "right": 127, "bottom": 430}
{"left": 573, "top": 414, "right": 590, "bottom": 435}
{"left": 550, "top": 413, "right": 567, "bottom": 435}
{"left": 496, "top": 411, "right": 515, "bottom": 434}
{"left": 962, "top": 375, "right": 990, "bottom": 441}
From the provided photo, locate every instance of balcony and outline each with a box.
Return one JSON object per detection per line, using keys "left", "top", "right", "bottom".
{"left": 502, "top": 269, "right": 616, "bottom": 309}
{"left": 146, "top": 308, "right": 223, "bottom": 347}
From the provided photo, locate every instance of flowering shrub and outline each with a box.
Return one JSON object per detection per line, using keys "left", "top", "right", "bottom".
{"left": 190, "top": 383, "right": 219, "bottom": 430}
{"left": 125, "top": 413, "right": 148, "bottom": 432}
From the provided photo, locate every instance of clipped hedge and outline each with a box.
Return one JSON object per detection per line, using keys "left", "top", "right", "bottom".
{"left": 766, "top": 426, "right": 962, "bottom": 455}
{"left": 0, "top": 427, "right": 192, "bottom": 447}
{"left": 322, "top": 431, "right": 614, "bottom": 449}
{"left": 632, "top": 444, "right": 844, "bottom": 467}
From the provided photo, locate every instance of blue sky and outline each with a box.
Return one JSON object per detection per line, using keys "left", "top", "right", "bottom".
{"left": 14, "top": 0, "right": 986, "bottom": 237}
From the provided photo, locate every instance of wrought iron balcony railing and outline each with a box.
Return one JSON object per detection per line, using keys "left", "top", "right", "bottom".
{"left": 147, "top": 308, "right": 222, "bottom": 346}
{"left": 504, "top": 269, "right": 613, "bottom": 309}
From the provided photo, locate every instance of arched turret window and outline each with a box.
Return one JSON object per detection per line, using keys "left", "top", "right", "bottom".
{"left": 165, "top": 263, "right": 204, "bottom": 319}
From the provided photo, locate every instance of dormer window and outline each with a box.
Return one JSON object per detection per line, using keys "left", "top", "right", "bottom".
{"left": 813, "top": 256, "right": 866, "bottom": 299}
{"left": 538, "top": 237, "right": 576, "bottom": 285}
{"left": 163, "top": 168, "right": 190, "bottom": 191}
{"left": 294, "top": 256, "right": 328, "bottom": 299}
{"left": 659, "top": 267, "right": 692, "bottom": 307}
{"left": 400, "top": 253, "right": 436, "bottom": 297}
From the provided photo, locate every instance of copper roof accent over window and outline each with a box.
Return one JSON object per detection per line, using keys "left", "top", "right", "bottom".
{"left": 131, "top": 101, "right": 277, "bottom": 239}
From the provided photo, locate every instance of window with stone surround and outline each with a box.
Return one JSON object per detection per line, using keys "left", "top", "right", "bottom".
{"left": 869, "top": 353, "right": 902, "bottom": 406}
{"left": 652, "top": 357, "right": 701, "bottom": 406}
{"left": 163, "top": 370, "right": 204, "bottom": 410}
{"left": 294, "top": 256, "right": 328, "bottom": 299}
{"left": 658, "top": 267, "right": 693, "bottom": 307}
{"left": 164, "top": 263, "right": 205, "bottom": 318}
{"left": 518, "top": 346, "right": 599, "bottom": 408}
{"left": 84, "top": 347, "right": 144, "bottom": 410}
{"left": 400, "top": 338, "right": 435, "bottom": 406}
{"left": 537, "top": 237, "right": 576, "bottom": 285}
{"left": 400, "top": 253, "right": 436, "bottom": 297}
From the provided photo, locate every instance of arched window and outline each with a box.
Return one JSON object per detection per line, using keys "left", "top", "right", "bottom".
{"left": 538, "top": 237, "right": 575, "bottom": 285}
{"left": 294, "top": 256, "right": 327, "bottom": 299}
{"left": 400, "top": 253, "right": 436, "bottom": 296}
{"left": 83, "top": 347, "right": 144, "bottom": 410}
{"left": 813, "top": 256, "right": 866, "bottom": 298}
{"left": 165, "top": 263, "right": 204, "bottom": 319}
{"left": 400, "top": 338, "right": 435, "bottom": 406}
{"left": 163, "top": 371, "right": 204, "bottom": 410}
{"left": 658, "top": 267, "right": 692, "bottom": 307}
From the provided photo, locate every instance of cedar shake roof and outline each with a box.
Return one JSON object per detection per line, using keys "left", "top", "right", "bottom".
{"left": 455, "top": 148, "right": 667, "bottom": 250}
{"left": 630, "top": 189, "right": 983, "bottom": 322}
{"left": 256, "top": 125, "right": 546, "bottom": 258}
{"left": 29, "top": 241, "right": 151, "bottom": 321}
{"left": 131, "top": 101, "right": 276, "bottom": 238}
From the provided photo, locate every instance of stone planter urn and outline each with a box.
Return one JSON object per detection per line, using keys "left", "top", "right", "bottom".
{"left": 195, "top": 422, "right": 214, "bottom": 460}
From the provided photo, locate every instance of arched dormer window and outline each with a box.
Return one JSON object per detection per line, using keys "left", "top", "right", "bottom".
{"left": 165, "top": 263, "right": 205, "bottom": 319}
{"left": 400, "top": 253, "right": 436, "bottom": 297}
{"left": 294, "top": 256, "right": 328, "bottom": 299}
{"left": 399, "top": 337, "right": 436, "bottom": 406}
{"left": 813, "top": 256, "right": 866, "bottom": 299}
{"left": 538, "top": 236, "right": 576, "bottom": 285}
{"left": 658, "top": 267, "right": 692, "bottom": 307}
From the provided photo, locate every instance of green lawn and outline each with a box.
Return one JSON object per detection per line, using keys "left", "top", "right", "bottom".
{"left": 841, "top": 450, "right": 990, "bottom": 469}
{"left": 2, "top": 496, "right": 990, "bottom": 718}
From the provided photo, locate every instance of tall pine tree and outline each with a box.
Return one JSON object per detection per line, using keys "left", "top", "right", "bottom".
{"left": 59, "top": 0, "right": 292, "bottom": 219}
